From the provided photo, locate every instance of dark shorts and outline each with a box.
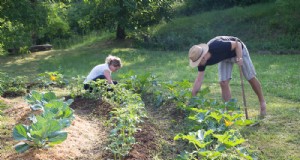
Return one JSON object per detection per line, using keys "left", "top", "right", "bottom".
{"left": 84, "top": 75, "right": 117, "bottom": 92}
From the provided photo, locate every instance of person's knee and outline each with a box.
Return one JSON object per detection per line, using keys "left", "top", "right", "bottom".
{"left": 219, "top": 80, "right": 230, "bottom": 88}
{"left": 248, "top": 77, "right": 258, "bottom": 84}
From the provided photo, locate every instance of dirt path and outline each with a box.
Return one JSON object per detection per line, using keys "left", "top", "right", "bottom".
{"left": 127, "top": 96, "right": 187, "bottom": 160}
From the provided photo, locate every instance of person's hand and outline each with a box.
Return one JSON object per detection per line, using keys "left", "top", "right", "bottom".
{"left": 236, "top": 57, "right": 243, "bottom": 66}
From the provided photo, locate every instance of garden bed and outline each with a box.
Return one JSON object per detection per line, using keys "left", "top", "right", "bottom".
{"left": 0, "top": 95, "right": 174, "bottom": 160}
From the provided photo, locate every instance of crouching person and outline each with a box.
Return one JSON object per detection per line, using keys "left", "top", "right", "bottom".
{"left": 83, "top": 55, "right": 122, "bottom": 92}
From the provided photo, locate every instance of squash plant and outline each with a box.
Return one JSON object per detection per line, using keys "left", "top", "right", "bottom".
{"left": 174, "top": 96, "right": 256, "bottom": 160}
{"left": 36, "top": 71, "right": 68, "bottom": 88}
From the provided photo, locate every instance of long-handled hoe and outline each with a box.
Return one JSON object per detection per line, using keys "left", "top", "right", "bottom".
{"left": 239, "top": 66, "right": 249, "bottom": 119}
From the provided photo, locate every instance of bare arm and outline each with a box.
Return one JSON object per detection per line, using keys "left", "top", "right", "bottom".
{"left": 103, "top": 70, "right": 114, "bottom": 84}
{"left": 192, "top": 71, "right": 205, "bottom": 96}
{"left": 231, "top": 41, "right": 243, "bottom": 66}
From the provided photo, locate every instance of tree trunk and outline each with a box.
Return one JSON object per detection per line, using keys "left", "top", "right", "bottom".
{"left": 116, "top": 24, "right": 126, "bottom": 40}
{"left": 116, "top": 0, "right": 126, "bottom": 40}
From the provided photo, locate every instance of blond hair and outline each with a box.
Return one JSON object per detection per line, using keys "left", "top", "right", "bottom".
{"left": 105, "top": 55, "right": 122, "bottom": 68}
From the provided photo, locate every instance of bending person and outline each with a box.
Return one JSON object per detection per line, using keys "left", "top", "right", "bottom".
{"left": 188, "top": 36, "right": 266, "bottom": 117}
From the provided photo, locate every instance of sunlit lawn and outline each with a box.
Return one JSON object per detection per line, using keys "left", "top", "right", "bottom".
{"left": 0, "top": 40, "right": 299, "bottom": 159}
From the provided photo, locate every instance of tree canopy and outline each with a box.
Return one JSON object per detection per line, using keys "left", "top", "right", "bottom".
{"left": 0, "top": 0, "right": 273, "bottom": 54}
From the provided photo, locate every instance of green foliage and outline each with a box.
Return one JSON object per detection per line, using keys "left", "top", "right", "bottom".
{"left": 180, "top": 0, "right": 272, "bottom": 15}
{"left": 0, "top": 0, "right": 48, "bottom": 54}
{"left": 68, "top": 75, "right": 86, "bottom": 98}
{"left": 25, "top": 91, "right": 74, "bottom": 127}
{"left": 173, "top": 98, "right": 257, "bottom": 159}
{"left": 13, "top": 118, "right": 68, "bottom": 153}
{"left": 37, "top": 71, "right": 68, "bottom": 88}
{"left": 0, "top": 72, "right": 27, "bottom": 97}
{"left": 82, "top": 0, "right": 175, "bottom": 39}
{"left": 0, "top": 19, "right": 32, "bottom": 54}
{"left": 118, "top": 71, "right": 158, "bottom": 93}
{"left": 0, "top": 1, "right": 72, "bottom": 54}
{"left": 39, "top": 2, "right": 71, "bottom": 44}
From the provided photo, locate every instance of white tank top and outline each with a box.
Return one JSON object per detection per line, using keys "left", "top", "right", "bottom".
{"left": 84, "top": 63, "right": 111, "bottom": 83}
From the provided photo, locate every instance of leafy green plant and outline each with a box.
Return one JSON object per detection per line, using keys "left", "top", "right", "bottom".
{"left": 119, "top": 71, "right": 158, "bottom": 93}
{"left": 0, "top": 72, "right": 27, "bottom": 97}
{"left": 68, "top": 75, "right": 86, "bottom": 98}
{"left": 103, "top": 84, "right": 147, "bottom": 159}
{"left": 174, "top": 97, "right": 256, "bottom": 159}
{"left": 36, "top": 71, "right": 68, "bottom": 88}
{"left": 13, "top": 116, "right": 68, "bottom": 153}
{"left": 13, "top": 91, "right": 74, "bottom": 153}
{"left": 26, "top": 91, "right": 74, "bottom": 128}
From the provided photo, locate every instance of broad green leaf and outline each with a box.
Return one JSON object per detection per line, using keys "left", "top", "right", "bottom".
{"left": 46, "top": 119, "right": 62, "bottom": 134}
{"left": 190, "top": 108, "right": 208, "bottom": 113}
{"left": 199, "top": 150, "right": 221, "bottom": 158}
{"left": 216, "top": 144, "right": 226, "bottom": 152}
{"left": 204, "top": 129, "right": 214, "bottom": 137}
{"left": 176, "top": 134, "right": 211, "bottom": 149}
{"left": 59, "top": 118, "right": 71, "bottom": 128}
{"left": 209, "top": 112, "right": 223, "bottom": 122}
{"left": 43, "top": 92, "right": 57, "bottom": 102}
{"left": 207, "top": 120, "right": 217, "bottom": 131}
{"left": 48, "top": 131, "right": 67, "bottom": 145}
{"left": 196, "top": 113, "right": 205, "bottom": 123}
{"left": 223, "top": 113, "right": 243, "bottom": 121}
{"left": 13, "top": 124, "right": 28, "bottom": 140}
{"left": 30, "top": 116, "right": 61, "bottom": 138}
{"left": 26, "top": 91, "right": 43, "bottom": 104}
{"left": 213, "top": 131, "right": 246, "bottom": 147}
{"left": 65, "top": 99, "right": 74, "bottom": 105}
{"left": 226, "top": 138, "right": 245, "bottom": 147}
{"left": 14, "top": 142, "right": 30, "bottom": 153}
{"left": 174, "top": 133, "right": 184, "bottom": 140}
{"left": 235, "top": 119, "right": 256, "bottom": 126}
{"left": 45, "top": 100, "right": 63, "bottom": 111}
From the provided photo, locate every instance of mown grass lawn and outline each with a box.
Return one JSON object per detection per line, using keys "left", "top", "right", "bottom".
{"left": 0, "top": 39, "right": 299, "bottom": 159}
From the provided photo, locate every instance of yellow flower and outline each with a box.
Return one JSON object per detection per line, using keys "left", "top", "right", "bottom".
{"left": 224, "top": 119, "right": 233, "bottom": 127}
{"left": 50, "top": 75, "right": 57, "bottom": 81}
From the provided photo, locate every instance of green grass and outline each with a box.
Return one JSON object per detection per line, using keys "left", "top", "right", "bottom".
{"left": 147, "top": 2, "right": 300, "bottom": 51}
{"left": 0, "top": 39, "right": 299, "bottom": 159}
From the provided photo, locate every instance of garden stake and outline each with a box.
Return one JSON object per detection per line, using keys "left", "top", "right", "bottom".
{"left": 239, "top": 66, "right": 249, "bottom": 119}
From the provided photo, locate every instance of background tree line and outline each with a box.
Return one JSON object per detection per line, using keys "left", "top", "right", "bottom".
{"left": 0, "top": 0, "right": 291, "bottom": 55}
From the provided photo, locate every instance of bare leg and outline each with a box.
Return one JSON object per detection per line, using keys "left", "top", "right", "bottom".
{"left": 220, "top": 80, "right": 231, "bottom": 102}
{"left": 248, "top": 77, "right": 266, "bottom": 116}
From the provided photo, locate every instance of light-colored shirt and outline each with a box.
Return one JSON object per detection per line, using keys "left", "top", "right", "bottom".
{"left": 84, "top": 63, "right": 111, "bottom": 83}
